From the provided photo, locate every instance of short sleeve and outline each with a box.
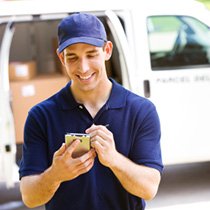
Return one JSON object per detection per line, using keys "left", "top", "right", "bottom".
{"left": 19, "top": 107, "right": 49, "bottom": 179}
{"left": 129, "top": 101, "right": 163, "bottom": 173}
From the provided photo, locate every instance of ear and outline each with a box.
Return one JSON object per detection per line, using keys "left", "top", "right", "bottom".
{"left": 56, "top": 49, "right": 65, "bottom": 66}
{"left": 104, "top": 41, "right": 113, "bottom": 61}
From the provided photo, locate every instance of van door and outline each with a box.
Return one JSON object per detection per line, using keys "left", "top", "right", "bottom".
{"left": 0, "top": 20, "right": 17, "bottom": 187}
{"left": 144, "top": 15, "right": 210, "bottom": 164}
{"left": 105, "top": 10, "right": 136, "bottom": 90}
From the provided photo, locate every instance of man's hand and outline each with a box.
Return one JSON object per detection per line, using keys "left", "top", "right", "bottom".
{"left": 86, "top": 124, "right": 161, "bottom": 200}
{"left": 20, "top": 141, "right": 96, "bottom": 208}
{"left": 51, "top": 140, "right": 96, "bottom": 183}
{"left": 86, "top": 124, "right": 117, "bottom": 167}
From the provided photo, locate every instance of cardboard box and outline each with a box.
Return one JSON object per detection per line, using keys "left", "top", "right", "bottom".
{"left": 9, "top": 61, "right": 37, "bottom": 81}
{"left": 10, "top": 74, "right": 69, "bottom": 143}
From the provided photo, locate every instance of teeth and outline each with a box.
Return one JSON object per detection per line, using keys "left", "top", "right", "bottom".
{"left": 79, "top": 75, "right": 92, "bottom": 80}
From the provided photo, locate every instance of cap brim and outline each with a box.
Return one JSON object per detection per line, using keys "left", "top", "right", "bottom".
{"left": 58, "top": 37, "right": 105, "bottom": 53}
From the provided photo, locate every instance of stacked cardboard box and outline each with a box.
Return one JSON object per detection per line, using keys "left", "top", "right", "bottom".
{"left": 10, "top": 74, "right": 69, "bottom": 143}
{"left": 9, "top": 61, "right": 37, "bottom": 81}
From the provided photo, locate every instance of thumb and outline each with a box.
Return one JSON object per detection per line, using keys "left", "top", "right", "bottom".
{"left": 66, "top": 139, "right": 80, "bottom": 156}
{"left": 54, "top": 143, "right": 66, "bottom": 157}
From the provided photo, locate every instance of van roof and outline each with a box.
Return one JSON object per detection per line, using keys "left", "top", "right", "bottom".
{"left": 1, "top": 0, "right": 210, "bottom": 27}
{"left": 0, "top": 0, "right": 205, "bottom": 17}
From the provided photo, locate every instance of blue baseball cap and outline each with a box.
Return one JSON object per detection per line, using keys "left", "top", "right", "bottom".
{"left": 57, "top": 13, "right": 107, "bottom": 53}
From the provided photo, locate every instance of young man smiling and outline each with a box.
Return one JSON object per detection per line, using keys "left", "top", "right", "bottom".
{"left": 19, "top": 13, "right": 163, "bottom": 210}
{"left": 58, "top": 42, "right": 113, "bottom": 117}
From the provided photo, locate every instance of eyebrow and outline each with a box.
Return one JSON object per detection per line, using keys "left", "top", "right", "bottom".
{"left": 65, "top": 49, "right": 99, "bottom": 57}
{"left": 65, "top": 52, "right": 76, "bottom": 57}
{"left": 86, "top": 49, "right": 99, "bottom": 53}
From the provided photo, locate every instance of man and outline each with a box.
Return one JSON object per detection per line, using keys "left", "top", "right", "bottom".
{"left": 19, "top": 13, "right": 163, "bottom": 210}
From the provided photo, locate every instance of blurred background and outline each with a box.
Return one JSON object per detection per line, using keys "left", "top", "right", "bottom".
{"left": 199, "top": 0, "right": 210, "bottom": 8}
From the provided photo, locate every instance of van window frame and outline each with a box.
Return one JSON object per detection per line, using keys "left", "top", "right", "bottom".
{"left": 147, "top": 15, "right": 210, "bottom": 71}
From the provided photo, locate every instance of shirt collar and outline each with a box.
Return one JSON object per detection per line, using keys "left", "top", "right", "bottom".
{"left": 107, "top": 78, "right": 127, "bottom": 109}
{"left": 57, "top": 78, "right": 127, "bottom": 110}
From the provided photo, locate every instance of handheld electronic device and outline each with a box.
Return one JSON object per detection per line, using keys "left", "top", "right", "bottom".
{"left": 65, "top": 133, "right": 90, "bottom": 158}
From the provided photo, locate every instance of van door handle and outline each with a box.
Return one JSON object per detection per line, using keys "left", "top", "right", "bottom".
{"left": 143, "top": 80, "right": 150, "bottom": 98}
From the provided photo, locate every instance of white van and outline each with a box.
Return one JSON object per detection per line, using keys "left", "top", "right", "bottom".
{"left": 1, "top": 0, "right": 210, "bottom": 187}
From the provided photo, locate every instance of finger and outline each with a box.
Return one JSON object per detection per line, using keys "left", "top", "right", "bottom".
{"left": 90, "top": 130, "right": 111, "bottom": 144}
{"left": 88, "top": 148, "right": 97, "bottom": 158}
{"left": 65, "top": 139, "right": 81, "bottom": 157}
{"left": 71, "top": 150, "right": 96, "bottom": 176}
{"left": 76, "top": 155, "right": 95, "bottom": 175}
{"left": 91, "top": 140, "right": 104, "bottom": 153}
{"left": 74, "top": 149, "right": 96, "bottom": 164}
{"left": 85, "top": 124, "right": 97, "bottom": 133}
{"left": 76, "top": 161, "right": 94, "bottom": 175}
{"left": 86, "top": 124, "right": 110, "bottom": 135}
{"left": 54, "top": 143, "right": 66, "bottom": 157}
{"left": 91, "top": 135, "right": 107, "bottom": 148}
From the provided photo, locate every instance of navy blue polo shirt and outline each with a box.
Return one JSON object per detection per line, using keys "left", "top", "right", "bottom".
{"left": 19, "top": 79, "right": 163, "bottom": 210}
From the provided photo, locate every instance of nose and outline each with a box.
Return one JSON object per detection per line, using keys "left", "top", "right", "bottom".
{"left": 78, "top": 58, "right": 90, "bottom": 73}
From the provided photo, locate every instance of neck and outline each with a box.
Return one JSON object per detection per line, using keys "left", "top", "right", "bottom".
{"left": 71, "top": 79, "right": 112, "bottom": 118}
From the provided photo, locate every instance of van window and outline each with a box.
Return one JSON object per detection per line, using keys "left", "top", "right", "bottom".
{"left": 147, "top": 16, "right": 210, "bottom": 70}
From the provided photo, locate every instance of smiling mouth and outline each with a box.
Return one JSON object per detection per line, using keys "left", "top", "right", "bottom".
{"left": 78, "top": 73, "right": 94, "bottom": 81}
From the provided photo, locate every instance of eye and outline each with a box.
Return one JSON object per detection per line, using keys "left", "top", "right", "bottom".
{"left": 87, "top": 55, "right": 95, "bottom": 58}
{"left": 66, "top": 56, "right": 78, "bottom": 62}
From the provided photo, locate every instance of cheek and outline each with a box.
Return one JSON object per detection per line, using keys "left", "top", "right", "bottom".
{"left": 65, "top": 62, "right": 76, "bottom": 72}
{"left": 64, "top": 65, "right": 75, "bottom": 78}
{"left": 91, "top": 61, "right": 101, "bottom": 69}
{"left": 91, "top": 58, "right": 105, "bottom": 70}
